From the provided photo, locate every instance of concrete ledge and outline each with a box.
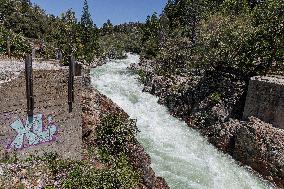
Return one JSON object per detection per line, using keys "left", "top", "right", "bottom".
{"left": 243, "top": 75, "right": 284, "bottom": 129}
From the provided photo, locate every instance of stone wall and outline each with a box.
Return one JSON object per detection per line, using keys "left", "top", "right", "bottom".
{"left": 0, "top": 69, "right": 82, "bottom": 160}
{"left": 243, "top": 75, "right": 284, "bottom": 129}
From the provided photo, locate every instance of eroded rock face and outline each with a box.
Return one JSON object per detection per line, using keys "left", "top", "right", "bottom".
{"left": 201, "top": 117, "right": 284, "bottom": 187}
{"left": 234, "top": 117, "right": 284, "bottom": 187}
{"left": 82, "top": 87, "right": 170, "bottom": 189}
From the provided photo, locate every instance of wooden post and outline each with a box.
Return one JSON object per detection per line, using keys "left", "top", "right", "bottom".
{"left": 68, "top": 55, "right": 75, "bottom": 113}
{"left": 25, "top": 54, "right": 34, "bottom": 116}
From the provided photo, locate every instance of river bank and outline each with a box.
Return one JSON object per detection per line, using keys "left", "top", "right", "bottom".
{"left": 130, "top": 59, "right": 284, "bottom": 188}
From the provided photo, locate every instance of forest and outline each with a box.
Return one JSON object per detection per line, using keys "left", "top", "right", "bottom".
{"left": 0, "top": 0, "right": 283, "bottom": 75}
{"left": 0, "top": 0, "right": 98, "bottom": 63}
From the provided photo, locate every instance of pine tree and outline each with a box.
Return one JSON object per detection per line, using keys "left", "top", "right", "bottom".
{"left": 101, "top": 19, "right": 113, "bottom": 35}
{"left": 81, "top": 0, "right": 93, "bottom": 28}
{"left": 141, "top": 12, "right": 160, "bottom": 58}
{"left": 79, "top": 0, "right": 98, "bottom": 64}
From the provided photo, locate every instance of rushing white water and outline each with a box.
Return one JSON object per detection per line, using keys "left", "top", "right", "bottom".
{"left": 91, "top": 54, "right": 274, "bottom": 189}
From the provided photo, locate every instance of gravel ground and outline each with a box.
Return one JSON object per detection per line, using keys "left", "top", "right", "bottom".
{"left": 0, "top": 59, "right": 64, "bottom": 84}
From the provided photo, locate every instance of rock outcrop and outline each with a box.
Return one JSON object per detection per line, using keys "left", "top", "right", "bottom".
{"left": 202, "top": 117, "right": 284, "bottom": 187}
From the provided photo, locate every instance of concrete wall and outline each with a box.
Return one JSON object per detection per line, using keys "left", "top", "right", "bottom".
{"left": 0, "top": 69, "right": 82, "bottom": 160}
{"left": 243, "top": 75, "right": 284, "bottom": 129}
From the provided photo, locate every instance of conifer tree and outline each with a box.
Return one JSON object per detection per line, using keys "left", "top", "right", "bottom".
{"left": 79, "top": 0, "right": 98, "bottom": 64}
{"left": 101, "top": 19, "right": 114, "bottom": 35}
{"left": 81, "top": 0, "right": 93, "bottom": 28}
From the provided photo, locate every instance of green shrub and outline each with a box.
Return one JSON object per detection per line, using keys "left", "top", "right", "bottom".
{"left": 96, "top": 114, "right": 138, "bottom": 157}
{"left": 113, "top": 154, "right": 141, "bottom": 189}
{"left": 42, "top": 153, "right": 70, "bottom": 176}
{"left": 97, "top": 147, "right": 112, "bottom": 164}
{"left": 209, "top": 92, "right": 222, "bottom": 104}
{"left": 62, "top": 154, "right": 140, "bottom": 189}
{"left": 196, "top": 1, "right": 284, "bottom": 78}
{"left": 137, "top": 69, "right": 148, "bottom": 84}
{"left": 0, "top": 26, "right": 31, "bottom": 58}
{"left": 11, "top": 33, "right": 31, "bottom": 58}
{"left": 45, "top": 187, "right": 56, "bottom": 189}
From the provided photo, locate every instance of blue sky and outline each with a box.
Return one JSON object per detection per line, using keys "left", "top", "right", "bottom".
{"left": 31, "top": 0, "right": 167, "bottom": 27}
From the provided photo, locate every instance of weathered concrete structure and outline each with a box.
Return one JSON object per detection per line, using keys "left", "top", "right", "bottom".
{"left": 0, "top": 69, "right": 82, "bottom": 160}
{"left": 243, "top": 75, "right": 284, "bottom": 129}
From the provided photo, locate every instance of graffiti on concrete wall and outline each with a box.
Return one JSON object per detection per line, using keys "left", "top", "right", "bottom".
{"left": 7, "top": 114, "right": 58, "bottom": 150}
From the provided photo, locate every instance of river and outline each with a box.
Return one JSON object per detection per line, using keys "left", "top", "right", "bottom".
{"left": 90, "top": 54, "right": 274, "bottom": 189}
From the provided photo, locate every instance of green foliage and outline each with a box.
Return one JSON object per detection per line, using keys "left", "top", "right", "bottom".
{"left": 156, "top": 35, "right": 192, "bottom": 75}
{"left": 0, "top": 0, "right": 100, "bottom": 63}
{"left": 113, "top": 154, "right": 141, "bottom": 189}
{"left": 141, "top": 0, "right": 283, "bottom": 77}
{"left": 197, "top": 0, "right": 284, "bottom": 78}
{"left": 209, "top": 92, "right": 222, "bottom": 104}
{"left": 97, "top": 147, "right": 112, "bottom": 164}
{"left": 96, "top": 114, "right": 138, "bottom": 156}
{"left": 196, "top": 13, "right": 255, "bottom": 76}
{"left": 44, "top": 186, "right": 56, "bottom": 189}
{"left": 99, "top": 22, "right": 143, "bottom": 59}
{"left": 101, "top": 19, "right": 114, "bottom": 36}
{"left": 21, "top": 152, "right": 140, "bottom": 189}
{"left": 79, "top": 0, "right": 99, "bottom": 64}
{"left": 17, "top": 184, "right": 25, "bottom": 189}
{"left": 0, "top": 0, "right": 48, "bottom": 39}
{"left": 0, "top": 25, "right": 31, "bottom": 58}
{"left": 141, "top": 13, "right": 160, "bottom": 59}
{"left": 62, "top": 154, "right": 140, "bottom": 189}
{"left": 0, "top": 152, "right": 18, "bottom": 164}
{"left": 41, "top": 153, "right": 70, "bottom": 176}
{"left": 93, "top": 114, "right": 141, "bottom": 189}
{"left": 81, "top": 0, "right": 93, "bottom": 28}
{"left": 137, "top": 69, "right": 148, "bottom": 83}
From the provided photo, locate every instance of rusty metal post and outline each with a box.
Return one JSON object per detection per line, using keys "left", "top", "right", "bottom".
{"left": 25, "top": 54, "right": 34, "bottom": 116}
{"left": 68, "top": 55, "right": 75, "bottom": 113}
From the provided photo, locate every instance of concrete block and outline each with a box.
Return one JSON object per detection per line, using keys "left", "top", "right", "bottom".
{"left": 0, "top": 70, "right": 82, "bottom": 160}
{"left": 243, "top": 75, "right": 284, "bottom": 129}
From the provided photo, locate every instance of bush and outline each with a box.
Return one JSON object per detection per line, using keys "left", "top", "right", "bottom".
{"left": 209, "top": 92, "right": 222, "bottom": 104}
{"left": 96, "top": 115, "right": 138, "bottom": 157}
{"left": 62, "top": 154, "right": 140, "bottom": 189}
{"left": 0, "top": 26, "right": 31, "bottom": 58}
{"left": 195, "top": 0, "right": 284, "bottom": 79}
